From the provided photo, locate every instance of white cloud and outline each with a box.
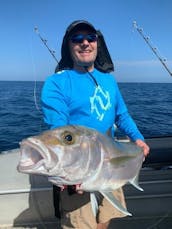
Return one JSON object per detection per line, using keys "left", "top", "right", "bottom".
{"left": 113, "top": 59, "right": 172, "bottom": 83}
{"left": 115, "top": 59, "right": 172, "bottom": 67}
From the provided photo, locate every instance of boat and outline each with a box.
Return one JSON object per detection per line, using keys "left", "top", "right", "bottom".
{"left": 0, "top": 136, "right": 172, "bottom": 228}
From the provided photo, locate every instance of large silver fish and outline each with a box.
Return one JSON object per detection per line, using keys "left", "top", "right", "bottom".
{"left": 17, "top": 125, "right": 144, "bottom": 216}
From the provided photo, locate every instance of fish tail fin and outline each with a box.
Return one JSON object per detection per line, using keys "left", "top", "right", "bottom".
{"left": 100, "top": 191, "right": 132, "bottom": 216}
{"left": 130, "top": 174, "right": 143, "bottom": 191}
{"left": 90, "top": 193, "right": 99, "bottom": 217}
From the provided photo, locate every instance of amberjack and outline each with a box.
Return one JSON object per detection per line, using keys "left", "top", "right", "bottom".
{"left": 17, "top": 125, "right": 144, "bottom": 216}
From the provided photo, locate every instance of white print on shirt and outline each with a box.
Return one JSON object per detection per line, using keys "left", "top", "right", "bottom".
{"left": 90, "top": 85, "right": 111, "bottom": 121}
{"left": 56, "top": 70, "right": 65, "bottom": 74}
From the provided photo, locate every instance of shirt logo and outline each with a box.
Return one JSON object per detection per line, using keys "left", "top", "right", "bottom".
{"left": 56, "top": 70, "right": 65, "bottom": 74}
{"left": 90, "top": 85, "right": 111, "bottom": 121}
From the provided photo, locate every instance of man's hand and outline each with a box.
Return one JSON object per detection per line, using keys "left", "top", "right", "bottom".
{"left": 135, "top": 139, "right": 150, "bottom": 157}
{"left": 75, "top": 184, "right": 84, "bottom": 194}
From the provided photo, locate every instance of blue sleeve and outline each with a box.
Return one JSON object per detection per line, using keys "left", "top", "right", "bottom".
{"left": 41, "top": 74, "right": 69, "bottom": 129}
{"left": 114, "top": 84, "right": 144, "bottom": 141}
{"left": 115, "top": 112, "right": 144, "bottom": 141}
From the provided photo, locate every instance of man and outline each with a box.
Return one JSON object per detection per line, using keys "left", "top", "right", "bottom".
{"left": 41, "top": 20, "right": 149, "bottom": 229}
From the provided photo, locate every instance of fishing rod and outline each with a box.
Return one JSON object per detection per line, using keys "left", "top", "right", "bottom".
{"left": 133, "top": 21, "right": 172, "bottom": 77}
{"left": 33, "top": 27, "right": 59, "bottom": 113}
{"left": 34, "top": 26, "right": 59, "bottom": 64}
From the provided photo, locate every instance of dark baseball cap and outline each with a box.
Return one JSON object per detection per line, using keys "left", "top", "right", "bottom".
{"left": 66, "top": 20, "right": 97, "bottom": 35}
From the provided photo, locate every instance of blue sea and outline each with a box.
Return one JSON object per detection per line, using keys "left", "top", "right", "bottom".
{"left": 0, "top": 81, "right": 172, "bottom": 152}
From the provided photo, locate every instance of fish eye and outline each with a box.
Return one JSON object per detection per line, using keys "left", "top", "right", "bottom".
{"left": 65, "top": 134, "right": 72, "bottom": 141}
{"left": 62, "top": 131, "right": 75, "bottom": 145}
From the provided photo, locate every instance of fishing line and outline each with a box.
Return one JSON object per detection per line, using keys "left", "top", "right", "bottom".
{"left": 32, "top": 26, "right": 59, "bottom": 114}
{"left": 29, "top": 35, "right": 42, "bottom": 113}
{"left": 33, "top": 26, "right": 60, "bottom": 112}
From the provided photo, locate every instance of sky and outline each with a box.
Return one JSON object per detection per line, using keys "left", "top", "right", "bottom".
{"left": 1, "top": 0, "right": 172, "bottom": 83}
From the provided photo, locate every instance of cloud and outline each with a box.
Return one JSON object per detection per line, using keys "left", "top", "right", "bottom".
{"left": 113, "top": 59, "right": 172, "bottom": 83}
{"left": 116, "top": 59, "right": 172, "bottom": 67}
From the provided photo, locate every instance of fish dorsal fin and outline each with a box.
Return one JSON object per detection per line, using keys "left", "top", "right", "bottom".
{"left": 130, "top": 174, "right": 144, "bottom": 191}
{"left": 90, "top": 192, "right": 99, "bottom": 217}
{"left": 100, "top": 191, "right": 132, "bottom": 216}
{"left": 110, "top": 155, "right": 135, "bottom": 166}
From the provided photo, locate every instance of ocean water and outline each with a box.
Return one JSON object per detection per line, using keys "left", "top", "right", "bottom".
{"left": 0, "top": 81, "right": 171, "bottom": 152}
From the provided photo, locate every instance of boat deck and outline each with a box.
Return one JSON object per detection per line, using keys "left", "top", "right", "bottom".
{"left": 0, "top": 136, "right": 172, "bottom": 229}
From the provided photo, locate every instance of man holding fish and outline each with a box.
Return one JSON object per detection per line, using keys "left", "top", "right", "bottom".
{"left": 40, "top": 20, "right": 149, "bottom": 229}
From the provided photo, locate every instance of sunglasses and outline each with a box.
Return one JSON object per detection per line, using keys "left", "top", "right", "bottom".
{"left": 70, "top": 34, "right": 98, "bottom": 44}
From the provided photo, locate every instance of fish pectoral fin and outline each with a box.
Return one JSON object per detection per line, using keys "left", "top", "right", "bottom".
{"left": 129, "top": 174, "right": 144, "bottom": 191}
{"left": 100, "top": 191, "right": 132, "bottom": 216}
{"left": 110, "top": 155, "right": 135, "bottom": 166}
{"left": 90, "top": 192, "right": 99, "bottom": 217}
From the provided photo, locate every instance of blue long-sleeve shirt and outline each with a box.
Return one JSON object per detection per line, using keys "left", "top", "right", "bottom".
{"left": 41, "top": 69, "right": 144, "bottom": 141}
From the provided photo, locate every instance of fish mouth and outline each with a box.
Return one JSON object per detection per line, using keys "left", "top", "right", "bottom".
{"left": 18, "top": 138, "right": 48, "bottom": 172}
